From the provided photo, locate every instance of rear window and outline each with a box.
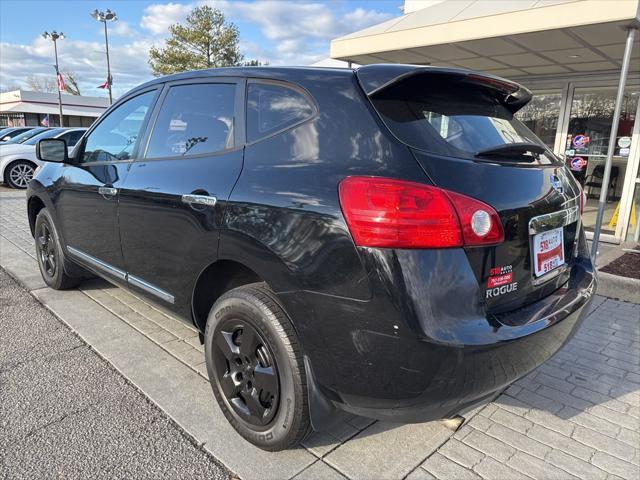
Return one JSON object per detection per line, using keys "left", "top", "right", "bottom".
{"left": 371, "top": 77, "right": 557, "bottom": 164}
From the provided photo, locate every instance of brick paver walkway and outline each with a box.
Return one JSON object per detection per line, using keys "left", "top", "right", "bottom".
{"left": 1, "top": 189, "right": 639, "bottom": 479}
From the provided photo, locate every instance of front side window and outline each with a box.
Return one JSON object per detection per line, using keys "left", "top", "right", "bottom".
{"left": 82, "top": 90, "right": 156, "bottom": 163}
{"left": 247, "top": 82, "right": 315, "bottom": 143}
{"left": 146, "top": 83, "right": 236, "bottom": 158}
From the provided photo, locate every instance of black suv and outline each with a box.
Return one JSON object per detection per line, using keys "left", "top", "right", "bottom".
{"left": 28, "top": 65, "right": 596, "bottom": 451}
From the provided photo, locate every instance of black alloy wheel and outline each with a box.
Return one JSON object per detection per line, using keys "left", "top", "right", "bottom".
{"left": 34, "top": 208, "right": 81, "bottom": 290}
{"left": 37, "top": 221, "right": 57, "bottom": 279}
{"left": 205, "top": 283, "right": 311, "bottom": 451}
{"left": 212, "top": 319, "right": 280, "bottom": 426}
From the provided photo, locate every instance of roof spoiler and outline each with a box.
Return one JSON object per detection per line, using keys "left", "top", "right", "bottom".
{"left": 356, "top": 64, "right": 532, "bottom": 113}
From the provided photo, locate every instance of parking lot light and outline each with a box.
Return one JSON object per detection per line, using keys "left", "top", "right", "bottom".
{"left": 90, "top": 9, "right": 117, "bottom": 105}
{"left": 41, "top": 30, "right": 65, "bottom": 127}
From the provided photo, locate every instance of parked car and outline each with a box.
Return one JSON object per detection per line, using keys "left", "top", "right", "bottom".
{"left": 1, "top": 128, "right": 85, "bottom": 188}
{"left": 27, "top": 65, "right": 596, "bottom": 451}
{"left": 1, "top": 127, "right": 49, "bottom": 145}
{"left": 0, "top": 126, "right": 36, "bottom": 143}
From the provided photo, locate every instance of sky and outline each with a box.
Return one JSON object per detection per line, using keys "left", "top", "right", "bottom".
{"left": 0, "top": 0, "right": 401, "bottom": 97}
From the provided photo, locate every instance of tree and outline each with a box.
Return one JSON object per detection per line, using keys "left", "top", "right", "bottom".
{"left": 26, "top": 75, "right": 57, "bottom": 93}
{"left": 63, "top": 71, "right": 81, "bottom": 96}
{"left": 26, "top": 71, "right": 80, "bottom": 95}
{"left": 149, "top": 5, "right": 244, "bottom": 76}
{"left": 242, "top": 60, "right": 269, "bottom": 67}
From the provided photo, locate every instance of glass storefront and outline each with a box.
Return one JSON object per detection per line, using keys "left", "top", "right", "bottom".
{"left": 516, "top": 91, "right": 562, "bottom": 150}
{"left": 562, "top": 86, "right": 639, "bottom": 235}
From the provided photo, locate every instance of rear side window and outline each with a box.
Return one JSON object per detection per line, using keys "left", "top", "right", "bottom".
{"left": 247, "top": 82, "right": 315, "bottom": 143}
{"left": 371, "top": 77, "right": 557, "bottom": 163}
{"left": 146, "top": 83, "right": 236, "bottom": 158}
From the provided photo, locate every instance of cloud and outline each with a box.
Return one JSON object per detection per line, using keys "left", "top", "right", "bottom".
{"left": 109, "top": 21, "right": 138, "bottom": 38}
{"left": 140, "top": 3, "right": 192, "bottom": 35}
{"left": 0, "top": 36, "right": 154, "bottom": 97}
{"left": 218, "top": 1, "right": 394, "bottom": 65}
{"left": 1, "top": 1, "right": 394, "bottom": 95}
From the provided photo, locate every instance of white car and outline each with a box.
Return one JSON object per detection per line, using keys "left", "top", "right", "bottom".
{"left": 1, "top": 128, "right": 85, "bottom": 188}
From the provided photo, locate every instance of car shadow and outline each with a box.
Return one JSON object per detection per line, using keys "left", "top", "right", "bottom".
{"left": 79, "top": 278, "right": 639, "bottom": 455}
{"left": 303, "top": 296, "right": 639, "bottom": 455}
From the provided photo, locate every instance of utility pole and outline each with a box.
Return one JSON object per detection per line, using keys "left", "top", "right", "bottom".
{"left": 42, "top": 30, "right": 65, "bottom": 127}
{"left": 91, "top": 9, "right": 117, "bottom": 105}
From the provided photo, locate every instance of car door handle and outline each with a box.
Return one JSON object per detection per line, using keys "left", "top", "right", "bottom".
{"left": 181, "top": 194, "right": 217, "bottom": 207}
{"left": 98, "top": 186, "right": 118, "bottom": 197}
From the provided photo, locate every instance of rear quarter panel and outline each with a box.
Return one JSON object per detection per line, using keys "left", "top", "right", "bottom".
{"left": 220, "top": 70, "right": 429, "bottom": 299}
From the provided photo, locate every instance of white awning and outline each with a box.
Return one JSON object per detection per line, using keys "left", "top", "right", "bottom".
{"left": 0, "top": 90, "right": 109, "bottom": 117}
{"left": 1, "top": 101, "right": 104, "bottom": 117}
{"left": 331, "top": 0, "right": 640, "bottom": 79}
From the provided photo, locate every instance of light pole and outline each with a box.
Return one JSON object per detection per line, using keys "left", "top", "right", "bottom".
{"left": 91, "top": 9, "right": 117, "bottom": 105}
{"left": 42, "top": 30, "right": 65, "bottom": 127}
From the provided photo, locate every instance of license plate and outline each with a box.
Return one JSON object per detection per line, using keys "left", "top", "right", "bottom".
{"left": 532, "top": 227, "right": 565, "bottom": 277}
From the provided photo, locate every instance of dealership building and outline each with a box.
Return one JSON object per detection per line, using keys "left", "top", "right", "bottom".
{"left": 331, "top": 0, "right": 640, "bottom": 244}
{"left": 0, "top": 90, "right": 109, "bottom": 128}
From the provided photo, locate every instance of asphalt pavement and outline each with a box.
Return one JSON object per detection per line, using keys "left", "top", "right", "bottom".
{"left": 0, "top": 268, "right": 231, "bottom": 480}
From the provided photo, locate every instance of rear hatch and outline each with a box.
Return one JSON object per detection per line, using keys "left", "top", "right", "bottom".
{"left": 358, "top": 65, "right": 582, "bottom": 315}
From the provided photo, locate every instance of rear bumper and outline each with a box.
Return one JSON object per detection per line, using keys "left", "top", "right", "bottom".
{"left": 279, "top": 243, "right": 596, "bottom": 423}
{"left": 335, "top": 261, "right": 594, "bottom": 422}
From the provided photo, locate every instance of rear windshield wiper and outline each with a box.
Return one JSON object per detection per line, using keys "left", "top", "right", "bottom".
{"left": 475, "top": 142, "right": 546, "bottom": 159}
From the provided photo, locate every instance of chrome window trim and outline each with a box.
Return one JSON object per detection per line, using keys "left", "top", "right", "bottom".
{"left": 66, "top": 246, "right": 174, "bottom": 304}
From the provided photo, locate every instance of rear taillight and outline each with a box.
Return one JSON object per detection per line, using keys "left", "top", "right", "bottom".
{"left": 338, "top": 176, "right": 504, "bottom": 249}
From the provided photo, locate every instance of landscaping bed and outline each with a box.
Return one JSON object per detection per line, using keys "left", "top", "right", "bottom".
{"left": 601, "top": 245, "right": 640, "bottom": 280}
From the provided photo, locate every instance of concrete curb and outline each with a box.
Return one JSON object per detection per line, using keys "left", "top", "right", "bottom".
{"left": 595, "top": 271, "right": 640, "bottom": 304}
{"left": 595, "top": 241, "right": 640, "bottom": 304}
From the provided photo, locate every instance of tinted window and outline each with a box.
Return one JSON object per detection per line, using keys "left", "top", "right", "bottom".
{"left": 372, "top": 77, "right": 557, "bottom": 164}
{"left": 146, "top": 83, "right": 236, "bottom": 158}
{"left": 23, "top": 128, "right": 66, "bottom": 145}
{"left": 6, "top": 128, "right": 48, "bottom": 144}
{"left": 82, "top": 90, "right": 155, "bottom": 163}
{"left": 58, "top": 130, "right": 84, "bottom": 146}
{"left": 247, "top": 82, "right": 315, "bottom": 142}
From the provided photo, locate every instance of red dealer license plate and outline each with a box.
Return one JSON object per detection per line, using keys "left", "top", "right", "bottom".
{"left": 532, "top": 227, "right": 565, "bottom": 277}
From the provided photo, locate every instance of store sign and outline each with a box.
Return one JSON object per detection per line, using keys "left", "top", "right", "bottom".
{"left": 620, "top": 148, "right": 630, "bottom": 157}
{"left": 618, "top": 136, "right": 631, "bottom": 148}
{"left": 572, "top": 135, "right": 590, "bottom": 149}
{"left": 570, "top": 157, "right": 587, "bottom": 171}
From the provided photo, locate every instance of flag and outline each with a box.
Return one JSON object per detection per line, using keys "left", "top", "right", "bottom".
{"left": 41, "top": 114, "right": 49, "bottom": 127}
{"left": 57, "top": 70, "right": 65, "bottom": 91}
{"left": 97, "top": 73, "right": 112, "bottom": 89}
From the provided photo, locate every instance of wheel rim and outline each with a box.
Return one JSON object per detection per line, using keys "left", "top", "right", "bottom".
{"left": 212, "top": 320, "right": 280, "bottom": 427}
{"left": 9, "top": 163, "right": 34, "bottom": 188}
{"left": 37, "top": 222, "right": 56, "bottom": 278}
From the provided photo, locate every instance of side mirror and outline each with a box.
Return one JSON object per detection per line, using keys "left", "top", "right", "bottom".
{"left": 0, "top": 135, "right": 11, "bottom": 141}
{"left": 36, "top": 138, "right": 68, "bottom": 163}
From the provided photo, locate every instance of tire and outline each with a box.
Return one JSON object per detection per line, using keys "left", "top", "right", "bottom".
{"left": 34, "top": 208, "right": 81, "bottom": 290}
{"left": 5, "top": 160, "right": 36, "bottom": 189}
{"left": 204, "top": 283, "right": 311, "bottom": 451}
